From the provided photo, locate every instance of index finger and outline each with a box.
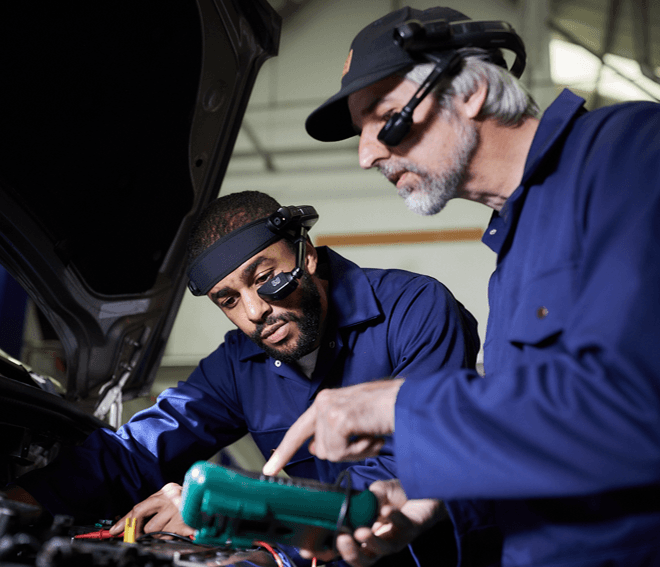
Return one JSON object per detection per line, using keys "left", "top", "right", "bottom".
{"left": 262, "top": 405, "right": 316, "bottom": 476}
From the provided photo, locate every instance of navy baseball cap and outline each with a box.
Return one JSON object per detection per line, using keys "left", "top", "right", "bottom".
{"left": 305, "top": 6, "right": 471, "bottom": 142}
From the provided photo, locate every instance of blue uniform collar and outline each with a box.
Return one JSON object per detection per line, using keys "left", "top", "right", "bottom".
{"left": 520, "top": 89, "right": 586, "bottom": 187}
{"left": 322, "top": 246, "right": 382, "bottom": 328}
{"left": 483, "top": 89, "right": 586, "bottom": 254}
{"left": 238, "top": 246, "right": 381, "bottom": 362}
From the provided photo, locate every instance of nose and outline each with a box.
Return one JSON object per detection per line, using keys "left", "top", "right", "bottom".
{"left": 243, "top": 290, "right": 272, "bottom": 323}
{"left": 358, "top": 126, "right": 390, "bottom": 170}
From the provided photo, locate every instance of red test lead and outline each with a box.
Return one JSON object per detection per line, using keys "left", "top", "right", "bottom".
{"left": 74, "top": 529, "right": 122, "bottom": 540}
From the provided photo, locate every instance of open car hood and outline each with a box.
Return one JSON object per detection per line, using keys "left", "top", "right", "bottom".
{"left": 0, "top": 1, "right": 280, "bottom": 412}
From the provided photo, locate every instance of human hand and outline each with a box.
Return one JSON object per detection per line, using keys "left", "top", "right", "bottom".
{"left": 294, "top": 479, "right": 444, "bottom": 567}
{"left": 108, "top": 483, "right": 194, "bottom": 539}
{"left": 263, "top": 378, "right": 404, "bottom": 476}
{"left": 334, "top": 479, "right": 445, "bottom": 567}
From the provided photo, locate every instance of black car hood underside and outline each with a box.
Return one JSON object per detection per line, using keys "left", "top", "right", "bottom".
{"left": 0, "top": 0, "right": 281, "bottom": 404}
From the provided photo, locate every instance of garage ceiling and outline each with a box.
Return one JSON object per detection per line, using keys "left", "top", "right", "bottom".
{"left": 552, "top": 0, "right": 659, "bottom": 71}
{"left": 223, "top": 0, "right": 659, "bottom": 198}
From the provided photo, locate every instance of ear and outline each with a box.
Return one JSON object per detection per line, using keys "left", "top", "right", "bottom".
{"left": 459, "top": 81, "right": 488, "bottom": 120}
{"left": 304, "top": 240, "right": 318, "bottom": 275}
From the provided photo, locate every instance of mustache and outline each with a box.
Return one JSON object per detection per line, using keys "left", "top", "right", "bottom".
{"left": 377, "top": 160, "right": 424, "bottom": 183}
{"left": 253, "top": 313, "right": 300, "bottom": 341}
{"left": 377, "top": 162, "right": 401, "bottom": 183}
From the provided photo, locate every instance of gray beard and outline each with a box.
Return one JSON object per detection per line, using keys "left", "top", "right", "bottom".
{"left": 380, "top": 118, "right": 479, "bottom": 216}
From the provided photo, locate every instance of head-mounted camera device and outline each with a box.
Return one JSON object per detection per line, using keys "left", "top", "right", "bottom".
{"left": 378, "top": 18, "right": 527, "bottom": 146}
{"left": 305, "top": 6, "right": 527, "bottom": 145}
{"left": 187, "top": 205, "right": 318, "bottom": 301}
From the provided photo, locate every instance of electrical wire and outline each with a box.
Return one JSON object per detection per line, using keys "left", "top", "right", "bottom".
{"left": 137, "top": 531, "right": 196, "bottom": 543}
{"left": 254, "top": 541, "right": 302, "bottom": 567}
{"left": 333, "top": 470, "right": 352, "bottom": 542}
{"left": 255, "top": 541, "right": 285, "bottom": 567}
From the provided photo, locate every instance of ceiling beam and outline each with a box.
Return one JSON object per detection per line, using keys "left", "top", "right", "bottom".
{"left": 240, "top": 121, "right": 276, "bottom": 172}
{"left": 547, "top": 18, "right": 660, "bottom": 102}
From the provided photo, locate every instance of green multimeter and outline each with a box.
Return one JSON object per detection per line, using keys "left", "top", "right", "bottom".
{"left": 180, "top": 461, "right": 379, "bottom": 551}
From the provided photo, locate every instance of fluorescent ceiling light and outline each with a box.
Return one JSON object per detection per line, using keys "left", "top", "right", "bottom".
{"left": 550, "top": 38, "right": 660, "bottom": 102}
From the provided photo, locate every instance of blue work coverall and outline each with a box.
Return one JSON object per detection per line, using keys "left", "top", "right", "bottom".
{"left": 395, "top": 90, "right": 660, "bottom": 566}
{"left": 18, "top": 247, "right": 478, "bottom": 563}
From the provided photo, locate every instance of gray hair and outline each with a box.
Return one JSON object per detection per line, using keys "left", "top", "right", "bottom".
{"left": 404, "top": 49, "right": 540, "bottom": 126}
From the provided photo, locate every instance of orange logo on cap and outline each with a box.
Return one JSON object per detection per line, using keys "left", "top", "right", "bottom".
{"left": 342, "top": 49, "right": 353, "bottom": 79}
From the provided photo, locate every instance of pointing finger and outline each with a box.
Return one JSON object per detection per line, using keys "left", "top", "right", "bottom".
{"left": 263, "top": 405, "right": 317, "bottom": 476}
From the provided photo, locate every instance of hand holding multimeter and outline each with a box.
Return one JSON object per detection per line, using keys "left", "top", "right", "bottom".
{"left": 180, "top": 461, "right": 378, "bottom": 552}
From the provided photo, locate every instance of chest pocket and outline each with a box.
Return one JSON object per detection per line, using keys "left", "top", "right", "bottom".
{"left": 508, "top": 266, "right": 576, "bottom": 347}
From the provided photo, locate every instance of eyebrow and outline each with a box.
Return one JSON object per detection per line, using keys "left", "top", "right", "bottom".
{"left": 210, "top": 256, "right": 268, "bottom": 303}
{"left": 352, "top": 95, "right": 385, "bottom": 135}
{"left": 364, "top": 95, "right": 385, "bottom": 115}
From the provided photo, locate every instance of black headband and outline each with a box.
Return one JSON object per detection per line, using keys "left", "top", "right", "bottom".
{"left": 187, "top": 218, "right": 281, "bottom": 296}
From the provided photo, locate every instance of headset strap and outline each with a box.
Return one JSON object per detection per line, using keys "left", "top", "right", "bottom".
{"left": 187, "top": 219, "right": 280, "bottom": 296}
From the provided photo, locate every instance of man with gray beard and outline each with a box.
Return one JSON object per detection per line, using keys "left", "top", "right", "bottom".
{"left": 265, "top": 5, "right": 660, "bottom": 567}
{"left": 377, "top": 110, "right": 479, "bottom": 216}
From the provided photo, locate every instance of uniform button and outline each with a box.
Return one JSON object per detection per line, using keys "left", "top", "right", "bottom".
{"left": 329, "top": 341, "right": 335, "bottom": 349}
{"left": 536, "top": 306, "right": 549, "bottom": 319}
{"left": 274, "top": 360, "right": 282, "bottom": 367}
{"left": 489, "top": 228, "right": 497, "bottom": 235}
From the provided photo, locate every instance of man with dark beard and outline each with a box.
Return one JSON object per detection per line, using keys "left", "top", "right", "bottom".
{"left": 8, "top": 191, "right": 479, "bottom": 567}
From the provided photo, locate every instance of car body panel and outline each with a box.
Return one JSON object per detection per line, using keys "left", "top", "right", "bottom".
{"left": 0, "top": 0, "right": 280, "bottom": 479}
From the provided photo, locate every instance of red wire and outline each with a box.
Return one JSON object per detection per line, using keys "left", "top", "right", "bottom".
{"left": 255, "top": 541, "right": 284, "bottom": 567}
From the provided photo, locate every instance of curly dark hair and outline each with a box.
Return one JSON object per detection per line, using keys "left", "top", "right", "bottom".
{"left": 187, "top": 191, "right": 283, "bottom": 264}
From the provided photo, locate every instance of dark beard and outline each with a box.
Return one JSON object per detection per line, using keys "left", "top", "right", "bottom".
{"left": 248, "top": 271, "right": 322, "bottom": 365}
